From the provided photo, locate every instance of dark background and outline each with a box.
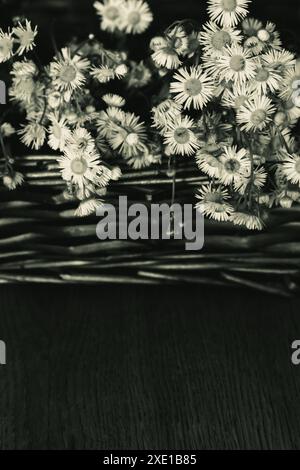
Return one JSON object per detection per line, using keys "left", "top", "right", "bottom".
{"left": 1, "top": 0, "right": 300, "bottom": 450}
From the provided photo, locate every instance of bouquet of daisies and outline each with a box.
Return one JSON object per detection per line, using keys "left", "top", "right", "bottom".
{"left": 1, "top": 0, "right": 300, "bottom": 230}
{"left": 149, "top": 0, "right": 300, "bottom": 230}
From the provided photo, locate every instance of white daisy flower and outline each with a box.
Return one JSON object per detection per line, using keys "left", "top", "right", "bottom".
{"left": 50, "top": 48, "right": 90, "bottom": 93}
{"left": 170, "top": 66, "right": 214, "bottom": 110}
{"left": 0, "top": 122, "right": 15, "bottom": 137}
{"left": 120, "top": 0, "right": 153, "bottom": 35}
{"left": 196, "top": 184, "right": 234, "bottom": 222}
{"left": 67, "top": 127, "right": 96, "bottom": 154}
{"left": 114, "top": 63, "right": 128, "bottom": 78}
{"left": 242, "top": 18, "right": 282, "bottom": 54}
{"left": 102, "top": 93, "right": 125, "bottom": 107}
{"left": 75, "top": 198, "right": 104, "bottom": 217}
{"left": 11, "top": 60, "right": 38, "bottom": 79}
{"left": 213, "top": 44, "right": 256, "bottom": 85}
{"left": 94, "top": 0, "right": 123, "bottom": 33}
{"left": 58, "top": 148, "right": 102, "bottom": 190}
{"left": 261, "top": 49, "right": 296, "bottom": 73}
{"left": 0, "top": 29, "right": 14, "bottom": 63}
{"left": 108, "top": 112, "right": 147, "bottom": 158}
{"left": 152, "top": 99, "right": 182, "bottom": 130}
{"left": 124, "top": 146, "right": 159, "bottom": 169}
{"left": 282, "top": 154, "right": 300, "bottom": 185}
{"left": 199, "top": 21, "right": 242, "bottom": 58}
{"left": 91, "top": 65, "right": 115, "bottom": 83}
{"left": 279, "top": 61, "right": 300, "bottom": 102}
{"left": 48, "top": 115, "right": 72, "bottom": 151}
{"left": 167, "top": 26, "right": 189, "bottom": 56}
{"left": 96, "top": 107, "right": 126, "bottom": 138}
{"left": 164, "top": 115, "right": 200, "bottom": 156}
{"left": 2, "top": 172, "right": 24, "bottom": 190}
{"left": 196, "top": 152, "right": 222, "bottom": 178}
{"left": 230, "top": 212, "right": 264, "bottom": 230}
{"left": 221, "top": 82, "right": 255, "bottom": 109}
{"left": 152, "top": 41, "right": 181, "bottom": 70}
{"left": 207, "top": 0, "right": 250, "bottom": 28}
{"left": 19, "top": 122, "right": 46, "bottom": 150}
{"left": 13, "top": 20, "right": 37, "bottom": 55}
{"left": 237, "top": 95, "right": 275, "bottom": 132}
{"left": 219, "top": 146, "right": 251, "bottom": 186}
{"left": 249, "top": 65, "right": 282, "bottom": 95}
{"left": 234, "top": 166, "right": 267, "bottom": 192}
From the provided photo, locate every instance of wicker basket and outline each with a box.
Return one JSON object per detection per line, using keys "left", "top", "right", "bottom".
{"left": 1, "top": 153, "right": 300, "bottom": 297}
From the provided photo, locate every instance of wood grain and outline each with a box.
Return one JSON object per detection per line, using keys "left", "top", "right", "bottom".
{"left": 0, "top": 285, "right": 300, "bottom": 449}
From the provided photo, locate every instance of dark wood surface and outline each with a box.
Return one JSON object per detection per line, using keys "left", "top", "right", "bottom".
{"left": 1, "top": 284, "right": 300, "bottom": 450}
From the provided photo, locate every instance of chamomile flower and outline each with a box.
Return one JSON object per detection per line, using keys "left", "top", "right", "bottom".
{"left": 214, "top": 44, "right": 256, "bottom": 85}
{"left": 166, "top": 26, "right": 189, "bottom": 56}
{"left": 120, "top": 0, "right": 153, "bottom": 34}
{"left": 96, "top": 107, "right": 126, "bottom": 138}
{"left": 242, "top": 17, "right": 263, "bottom": 37}
{"left": 282, "top": 154, "right": 300, "bottom": 185}
{"left": 58, "top": 148, "right": 102, "bottom": 190}
{"left": 0, "top": 30, "right": 14, "bottom": 63}
{"left": 152, "top": 41, "right": 181, "bottom": 70}
{"left": 75, "top": 198, "right": 104, "bottom": 217}
{"left": 170, "top": 66, "right": 214, "bottom": 110}
{"left": 279, "top": 61, "right": 300, "bottom": 102}
{"left": 199, "top": 21, "right": 242, "bottom": 58}
{"left": 261, "top": 49, "right": 296, "bottom": 73}
{"left": 237, "top": 95, "right": 275, "bottom": 132}
{"left": 13, "top": 20, "right": 37, "bottom": 55}
{"left": 164, "top": 115, "right": 200, "bottom": 156}
{"left": 243, "top": 19, "right": 282, "bottom": 54}
{"left": 102, "top": 93, "right": 125, "bottom": 107}
{"left": 48, "top": 115, "right": 72, "bottom": 151}
{"left": 230, "top": 212, "right": 264, "bottom": 230}
{"left": 219, "top": 146, "right": 251, "bottom": 186}
{"left": 67, "top": 127, "right": 96, "bottom": 154}
{"left": 0, "top": 122, "right": 15, "bottom": 137}
{"left": 234, "top": 166, "right": 267, "bottom": 192}
{"left": 250, "top": 65, "right": 282, "bottom": 95}
{"left": 221, "top": 82, "right": 255, "bottom": 109}
{"left": 11, "top": 60, "right": 38, "bottom": 79}
{"left": 2, "top": 172, "right": 24, "bottom": 190}
{"left": 50, "top": 48, "right": 90, "bottom": 93}
{"left": 196, "top": 152, "right": 222, "bottom": 178}
{"left": 152, "top": 99, "right": 182, "bottom": 130}
{"left": 91, "top": 65, "right": 115, "bottom": 83}
{"left": 94, "top": 0, "right": 123, "bottom": 33}
{"left": 108, "top": 112, "right": 147, "bottom": 158}
{"left": 196, "top": 184, "right": 234, "bottom": 222}
{"left": 19, "top": 122, "right": 46, "bottom": 150}
{"left": 124, "top": 146, "right": 159, "bottom": 169}
{"left": 207, "top": 0, "right": 250, "bottom": 28}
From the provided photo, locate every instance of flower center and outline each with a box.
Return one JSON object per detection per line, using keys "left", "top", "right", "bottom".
{"left": 52, "top": 124, "right": 62, "bottom": 139}
{"left": 105, "top": 6, "right": 119, "bottom": 20}
{"left": 184, "top": 78, "right": 202, "bottom": 96}
{"left": 224, "top": 158, "right": 240, "bottom": 174}
{"left": 221, "top": 0, "right": 237, "bottom": 12}
{"left": 71, "top": 158, "right": 88, "bottom": 175}
{"left": 235, "top": 95, "right": 247, "bottom": 108}
{"left": 211, "top": 31, "right": 231, "bottom": 50}
{"left": 230, "top": 55, "right": 246, "bottom": 72}
{"left": 251, "top": 109, "right": 267, "bottom": 126}
{"left": 126, "top": 133, "right": 139, "bottom": 145}
{"left": 257, "top": 29, "right": 270, "bottom": 42}
{"left": 255, "top": 67, "right": 269, "bottom": 82}
{"left": 19, "top": 30, "right": 35, "bottom": 47}
{"left": 60, "top": 64, "right": 77, "bottom": 83}
{"left": 174, "top": 127, "right": 190, "bottom": 144}
{"left": 127, "top": 11, "right": 141, "bottom": 25}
